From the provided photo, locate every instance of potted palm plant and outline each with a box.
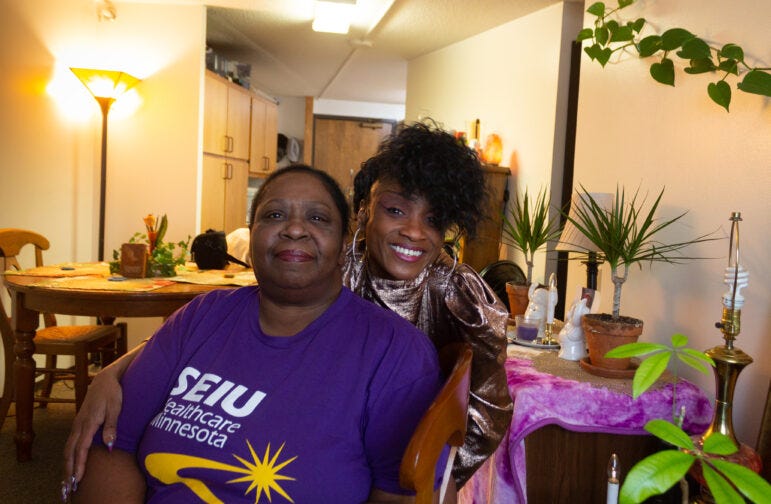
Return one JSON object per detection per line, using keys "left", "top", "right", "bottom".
{"left": 563, "top": 185, "right": 716, "bottom": 370}
{"left": 501, "top": 187, "right": 562, "bottom": 316}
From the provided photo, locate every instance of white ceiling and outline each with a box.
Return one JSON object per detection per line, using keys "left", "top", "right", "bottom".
{"left": 205, "top": 0, "right": 570, "bottom": 103}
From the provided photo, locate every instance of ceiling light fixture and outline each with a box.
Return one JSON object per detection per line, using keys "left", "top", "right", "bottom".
{"left": 313, "top": 0, "right": 356, "bottom": 34}
{"left": 96, "top": 0, "right": 117, "bottom": 22}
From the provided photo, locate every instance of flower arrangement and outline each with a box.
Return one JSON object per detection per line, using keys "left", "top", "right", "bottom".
{"left": 109, "top": 214, "right": 190, "bottom": 277}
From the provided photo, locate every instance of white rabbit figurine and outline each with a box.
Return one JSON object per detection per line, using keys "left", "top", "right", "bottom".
{"left": 558, "top": 297, "right": 591, "bottom": 361}
{"left": 524, "top": 282, "right": 548, "bottom": 337}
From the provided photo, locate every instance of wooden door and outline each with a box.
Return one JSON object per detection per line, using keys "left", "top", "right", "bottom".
{"left": 312, "top": 117, "right": 393, "bottom": 203}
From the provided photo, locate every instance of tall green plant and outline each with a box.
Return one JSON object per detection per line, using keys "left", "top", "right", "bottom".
{"left": 501, "top": 188, "right": 562, "bottom": 284}
{"left": 577, "top": 0, "right": 771, "bottom": 112}
{"left": 563, "top": 185, "right": 717, "bottom": 319}
{"left": 606, "top": 335, "right": 771, "bottom": 503}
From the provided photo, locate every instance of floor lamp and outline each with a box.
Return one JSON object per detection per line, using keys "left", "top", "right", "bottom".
{"left": 556, "top": 192, "right": 613, "bottom": 294}
{"left": 70, "top": 68, "right": 141, "bottom": 261}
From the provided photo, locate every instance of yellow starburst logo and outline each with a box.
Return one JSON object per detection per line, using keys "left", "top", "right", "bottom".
{"left": 229, "top": 440, "right": 297, "bottom": 502}
{"left": 145, "top": 440, "right": 297, "bottom": 503}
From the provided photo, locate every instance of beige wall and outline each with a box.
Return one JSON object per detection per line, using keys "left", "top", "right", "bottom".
{"left": 406, "top": 2, "right": 584, "bottom": 285}
{"left": 571, "top": 0, "right": 770, "bottom": 446}
{"left": 407, "top": 0, "right": 770, "bottom": 446}
{"left": 0, "top": 0, "right": 206, "bottom": 351}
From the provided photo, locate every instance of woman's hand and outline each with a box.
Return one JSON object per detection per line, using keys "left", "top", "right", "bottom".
{"left": 62, "top": 366, "right": 124, "bottom": 489}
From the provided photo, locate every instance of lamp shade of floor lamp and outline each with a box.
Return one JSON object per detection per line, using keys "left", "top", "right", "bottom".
{"left": 70, "top": 68, "right": 141, "bottom": 261}
{"left": 556, "top": 191, "right": 613, "bottom": 290}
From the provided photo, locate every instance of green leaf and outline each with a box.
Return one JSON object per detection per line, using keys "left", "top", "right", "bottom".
{"left": 618, "top": 0, "right": 634, "bottom": 8}
{"left": 577, "top": 28, "right": 594, "bottom": 42}
{"left": 619, "top": 450, "right": 694, "bottom": 504}
{"left": 738, "top": 69, "right": 771, "bottom": 97}
{"left": 585, "top": 44, "right": 613, "bottom": 67}
{"left": 638, "top": 35, "right": 662, "bottom": 57}
{"left": 632, "top": 352, "right": 670, "bottom": 399}
{"left": 586, "top": 2, "right": 605, "bottom": 17}
{"left": 720, "top": 43, "right": 744, "bottom": 61}
{"left": 610, "top": 25, "right": 634, "bottom": 42}
{"left": 645, "top": 419, "right": 695, "bottom": 450}
{"left": 711, "top": 459, "right": 771, "bottom": 504}
{"left": 702, "top": 432, "right": 738, "bottom": 456}
{"left": 677, "top": 37, "right": 711, "bottom": 59}
{"left": 661, "top": 28, "right": 695, "bottom": 51}
{"left": 631, "top": 17, "right": 645, "bottom": 33}
{"left": 596, "top": 25, "right": 609, "bottom": 46}
{"left": 708, "top": 81, "right": 731, "bottom": 112}
{"left": 651, "top": 58, "right": 675, "bottom": 86}
{"left": 684, "top": 58, "right": 717, "bottom": 74}
{"left": 676, "top": 352, "right": 711, "bottom": 375}
{"left": 718, "top": 59, "right": 739, "bottom": 75}
{"left": 605, "top": 342, "right": 667, "bottom": 358}
{"left": 701, "top": 463, "right": 745, "bottom": 504}
{"left": 670, "top": 333, "right": 687, "bottom": 348}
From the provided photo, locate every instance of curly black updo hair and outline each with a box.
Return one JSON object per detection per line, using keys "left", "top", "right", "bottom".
{"left": 353, "top": 120, "right": 487, "bottom": 239}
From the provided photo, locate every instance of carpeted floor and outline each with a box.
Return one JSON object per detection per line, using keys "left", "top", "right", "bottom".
{"left": 1, "top": 382, "right": 77, "bottom": 503}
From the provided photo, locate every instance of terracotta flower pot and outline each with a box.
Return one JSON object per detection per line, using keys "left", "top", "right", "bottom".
{"left": 506, "top": 281, "right": 530, "bottom": 317}
{"left": 582, "top": 313, "right": 643, "bottom": 370}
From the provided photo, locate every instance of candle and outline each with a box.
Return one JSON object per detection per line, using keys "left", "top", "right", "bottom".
{"left": 607, "top": 453, "right": 619, "bottom": 504}
{"left": 546, "top": 273, "right": 557, "bottom": 324}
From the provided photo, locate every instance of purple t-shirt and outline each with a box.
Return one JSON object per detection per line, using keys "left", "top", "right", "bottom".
{"left": 113, "top": 286, "right": 443, "bottom": 503}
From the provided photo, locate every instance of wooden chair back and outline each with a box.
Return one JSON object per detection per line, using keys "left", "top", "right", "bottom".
{"left": 0, "top": 228, "right": 55, "bottom": 326}
{"left": 400, "top": 342, "right": 473, "bottom": 504}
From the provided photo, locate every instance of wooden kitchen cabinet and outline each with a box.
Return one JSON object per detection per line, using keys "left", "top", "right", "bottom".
{"left": 249, "top": 95, "right": 278, "bottom": 175}
{"left": 201, "top": 154, "right": 249, "bottom": 233}
{"left": 203, "top": 71, "right": 251, "bottom": 160}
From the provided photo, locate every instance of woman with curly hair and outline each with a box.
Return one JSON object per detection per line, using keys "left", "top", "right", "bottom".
{"left": 63, "top": 121, "right": 512, "bottom": 495}
{"left": 344, "top": 121, "right": 513, "bottom": 488}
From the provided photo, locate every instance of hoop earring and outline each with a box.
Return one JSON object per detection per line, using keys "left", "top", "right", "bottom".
{"left": 352, "top": 227, "right": 362, "bottom": 262}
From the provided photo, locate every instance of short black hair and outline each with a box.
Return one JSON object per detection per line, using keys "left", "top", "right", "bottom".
{"left": 249, "top": 164, "right": 350, "bottom": 236}
{"left": 353, "top": 121, "right": 486, "bottom": 239}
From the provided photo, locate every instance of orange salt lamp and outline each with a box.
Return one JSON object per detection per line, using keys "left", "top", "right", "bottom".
{"left": 483, "top": 133, "right": 503, "bottom": 165}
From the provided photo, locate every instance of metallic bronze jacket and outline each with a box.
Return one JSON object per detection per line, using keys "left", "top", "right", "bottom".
{"left": 342, "top": 246, "right": 513, "bottom": 486}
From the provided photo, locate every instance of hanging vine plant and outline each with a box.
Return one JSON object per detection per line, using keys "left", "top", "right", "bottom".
{"left": 577, "top": 0, "right": 771, "bottom": 112}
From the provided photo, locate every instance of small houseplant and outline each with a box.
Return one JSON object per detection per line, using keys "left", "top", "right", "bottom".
{"left": 501, "top": 187, "right": 562, "bottom": 316}
{"left": 109, "top": 214, "right": 190, "bottom": 278}
{"left": 563, "top": 185, "right": 716, "bottom": 369}
{"left": 605, "top": 334, "right": 771, "bottom": 503}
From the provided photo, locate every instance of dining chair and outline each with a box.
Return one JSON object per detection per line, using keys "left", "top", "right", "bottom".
{"left": 400, "top": 342, "right": 473, "bottom": 504}
{"left": 0, "top": 228, "right": 127, "bottom": 429}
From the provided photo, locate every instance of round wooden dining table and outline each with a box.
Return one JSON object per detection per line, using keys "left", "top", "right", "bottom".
{"left": 5, "top": 272, "right": 235, "bottom": 462}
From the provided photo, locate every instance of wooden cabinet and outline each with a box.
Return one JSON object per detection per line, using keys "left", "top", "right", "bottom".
{"left": 460, "top": 165, "right": 511, "bottom": 271}
{"left": 201, "top": 155, "right": 249, "bottom": 233}
{"left": 249, "top": 95, "right": 278, "bottom": 175}
{"left": 203, "top": 71, "right": 251, "bottom": 160}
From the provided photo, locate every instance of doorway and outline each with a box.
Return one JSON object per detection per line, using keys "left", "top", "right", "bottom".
{"left": 312, "top": 116, "right": 394, "bottom": 206}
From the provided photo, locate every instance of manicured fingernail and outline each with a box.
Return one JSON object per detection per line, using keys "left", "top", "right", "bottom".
{"left": 71, "top": 475, "right": 78, "bottom": 492}
{"left": 60, "top": 480, "right": 70, "bottom": 502}
{"left": 107, "top": 440, "right": 114, "bottom": 452}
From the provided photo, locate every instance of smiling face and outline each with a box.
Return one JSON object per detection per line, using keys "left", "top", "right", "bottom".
{"left": 362, "top": 178, "right": 444, "bottom": 281}
{"left": 250, "top": 171, "right": 345, "bottom": 304}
